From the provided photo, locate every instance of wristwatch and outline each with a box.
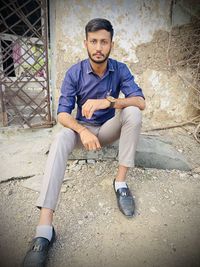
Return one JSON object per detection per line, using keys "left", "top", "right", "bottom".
{"left": 106, "top": 96, "right": 116, "bottom": 108}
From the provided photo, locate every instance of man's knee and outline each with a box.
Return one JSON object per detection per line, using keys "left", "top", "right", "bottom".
{"left": 121, "top": 106, "right": 142, "bottom": 126}
{"left": 56, "top": 127, "right": 75, "bottom": 138}
{"left": 54, "top": 128, "right": 76, "bottom": 148}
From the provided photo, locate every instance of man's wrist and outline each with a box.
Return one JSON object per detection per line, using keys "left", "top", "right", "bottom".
{"left": 77, "top": 126, "right": 87, "bottom": 135}
{"left": 104, "top": 98, "right": 111, "bottom": 108}
{"left": 106, "top": 96, "right": 116, "bottom": 108}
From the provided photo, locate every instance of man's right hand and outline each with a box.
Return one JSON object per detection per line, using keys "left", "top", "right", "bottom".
{"left": 79, "top": 128, "right": 101, "bottom": 151}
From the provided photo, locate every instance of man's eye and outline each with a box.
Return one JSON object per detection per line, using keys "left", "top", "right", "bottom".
{"left": 91, "top": 40, "right": 96, "bottom": 44}
{"left": 101, "top": 40, "right": 107, "bottom": 45}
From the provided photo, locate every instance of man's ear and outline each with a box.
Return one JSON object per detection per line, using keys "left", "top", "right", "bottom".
{"left": 84, "top": 40, "right": 87, "bottom": 48}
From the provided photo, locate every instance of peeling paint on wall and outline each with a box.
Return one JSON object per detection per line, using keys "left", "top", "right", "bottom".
{"left": 141, "top": 69, "right": 194, "bottom": 121}
{"left": 50, "top": 0, "right": 200, "bottom": 125}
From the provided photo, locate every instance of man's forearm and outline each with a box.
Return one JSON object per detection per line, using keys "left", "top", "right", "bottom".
{"left": 113, "top": 96, "right": 145, "bottom": 110}
{"left": 57, "top": 112, "right": 86, "bottom": 134}
{"left": 57, "top": 112, "right": 101, "bottom": 150}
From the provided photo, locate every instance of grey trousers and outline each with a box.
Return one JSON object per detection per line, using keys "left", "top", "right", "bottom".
{"left": 36, "top": 106, "right": 142, "bottom": 211}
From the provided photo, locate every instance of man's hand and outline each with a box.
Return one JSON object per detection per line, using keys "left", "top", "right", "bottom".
{"left": 79, "top": 128, "right": 101, "bottom": 150}
{"left": 82, "top": 99, "right": 110, "bottom": 119}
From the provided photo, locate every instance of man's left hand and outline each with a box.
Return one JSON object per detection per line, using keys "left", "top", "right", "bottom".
{"left": 82, "top": 99, "right": 110, "bottom": 119}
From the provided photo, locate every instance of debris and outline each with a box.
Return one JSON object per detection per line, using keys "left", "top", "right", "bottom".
{"left": 150, "top": 207, "right": 158, "bottom": 213}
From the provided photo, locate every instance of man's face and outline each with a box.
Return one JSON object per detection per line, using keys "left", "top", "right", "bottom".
{"left": 84, "top": 30, "right": 113, "bottom": 64}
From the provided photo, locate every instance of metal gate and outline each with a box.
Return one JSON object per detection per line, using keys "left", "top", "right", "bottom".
{"left": 0, "top": 0, "right": 53, "bottom": 128}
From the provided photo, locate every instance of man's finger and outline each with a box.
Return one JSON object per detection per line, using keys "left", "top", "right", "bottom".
{"left": 82, "top": 141, "right": 88, "bottom": 150}
{"left": 88, "top": 143, "right": 94, "bottom": 151}
{"left": 82, "top": 107, "right": 85, "bottom": 117}
{"left": 82, "top": 104, "right": 92, "bottom": 118}
{"left": 82, "top": 103, "right": 89, "bottom": 117}
{"left": 82, "top": 103, "right": 86, "bottom": 116}
{"left": 96, "top": 140, "right": 101, "bottom": 150}
{"left": 88, "top": 107, "right": 95, "bottom": 119}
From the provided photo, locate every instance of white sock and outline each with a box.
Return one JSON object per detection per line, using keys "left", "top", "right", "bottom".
{"left": 115, "top": 181, "right": 127, "bottom": 191}
{"left": 35, "top": 225, "right": 53, "bottom": 242}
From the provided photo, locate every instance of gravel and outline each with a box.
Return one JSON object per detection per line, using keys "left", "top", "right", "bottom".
{"left": 0, "top": 126, "right": 200, "bottom": 267}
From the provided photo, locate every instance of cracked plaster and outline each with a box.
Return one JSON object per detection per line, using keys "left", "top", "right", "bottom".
{"left": 51, "top": 0, "right": 199, "bottom": 125}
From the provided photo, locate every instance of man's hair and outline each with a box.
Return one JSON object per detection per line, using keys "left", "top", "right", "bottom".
{"left": 85, "top": 18, "right": 114, "bottom": 40}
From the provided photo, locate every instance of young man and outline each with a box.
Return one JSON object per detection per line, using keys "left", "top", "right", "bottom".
{"left": 23, "top": 18, "right": 145, "bottom": 266}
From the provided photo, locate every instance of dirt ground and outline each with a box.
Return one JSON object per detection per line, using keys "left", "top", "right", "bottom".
{"left": 0, "top": 126, "right": 200, "bottom": 267}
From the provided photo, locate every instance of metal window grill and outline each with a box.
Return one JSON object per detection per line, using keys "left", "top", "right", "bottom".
{"left": 0, "top": 0, "right": 53, "bottom": 128}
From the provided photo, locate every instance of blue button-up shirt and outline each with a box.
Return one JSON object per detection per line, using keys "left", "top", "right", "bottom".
{"left": 58, "top": 58, "right": 144, "bottom": 125}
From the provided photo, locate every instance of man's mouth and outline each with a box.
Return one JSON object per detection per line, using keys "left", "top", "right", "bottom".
{"left": 94, "top": 53, "right": 104, "bottom": 57}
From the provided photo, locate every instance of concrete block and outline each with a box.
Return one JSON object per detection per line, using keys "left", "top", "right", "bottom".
{"left": 136, "top": 135, "right": 191, "bottom": 171}
{"left": 69, "top": 135, "right": 191, "bottom": 171}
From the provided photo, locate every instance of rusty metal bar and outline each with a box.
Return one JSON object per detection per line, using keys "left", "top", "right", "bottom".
{"left": 42, "top": 0, "right": 51, "bottom": 123}
{"left": 0, "top": 0, "right": 53, "bottom": 128}
{"left": 1, "top": 0, "right": 41, "bottom": 38}
{"left": 0, "top": 84, "right": 8, "bottom": 126}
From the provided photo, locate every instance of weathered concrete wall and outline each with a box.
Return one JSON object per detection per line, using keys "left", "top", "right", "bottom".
{"left": 50, "top": 0, "right": 200, "bottom": 126}
{"left": 0, "top": 102, "right": 3, "bottom": 127}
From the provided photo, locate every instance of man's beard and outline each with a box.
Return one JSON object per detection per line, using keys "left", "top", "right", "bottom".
{"left": 87, "top": 48, "right": 111, "bottom": 64}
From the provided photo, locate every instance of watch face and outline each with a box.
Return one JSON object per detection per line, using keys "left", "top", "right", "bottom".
{"left": 107, "top": 96, "right": 115, "bottom": 102}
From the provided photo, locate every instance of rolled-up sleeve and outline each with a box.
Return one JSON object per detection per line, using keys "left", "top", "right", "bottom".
{"left": 120, "top": 64, "right": 145, "bottom": 99}
{"left": 57, "top": 69, "right": 76, "bottom": 114}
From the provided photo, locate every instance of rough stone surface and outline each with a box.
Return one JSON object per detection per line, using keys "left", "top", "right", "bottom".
{"left": 135, "top": 135, "right": 191, "bottom": 171}
{"left": 21, "top": 175, "right": 43, "bottom": 192}
{"left": 0, "top": 126, "right": 59, "bottom": 182}
{"left": 69, "top": 144, "right": 118, "bottom": 160}
{"left": 69, "top": 135, "right": 191, "bottom": 171}
{"left": 51, "top": 0, "right": 199, "bottom": 125}
{"left": 21, "top": 175, "right": 70, "bottom": 192}
{"left": 0, "top": 127, "right": 191, "bottom": 185}
{"left": 1, "top": 1, "right": 200, "bottom": 264}
{"left": 0, "top": 125, "right": 200, "bottom": 267}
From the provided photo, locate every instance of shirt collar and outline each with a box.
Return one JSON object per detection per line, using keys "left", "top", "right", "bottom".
{"left": 86, "top": 58, "right": 114, "bottom": 74}
{"left": 86, "top": 59, "right": 93, "bottom": 74}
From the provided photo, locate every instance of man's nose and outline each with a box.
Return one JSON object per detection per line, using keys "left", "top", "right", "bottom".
{"left": 96, "top": 42, "right": 102, "bottom": 50}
